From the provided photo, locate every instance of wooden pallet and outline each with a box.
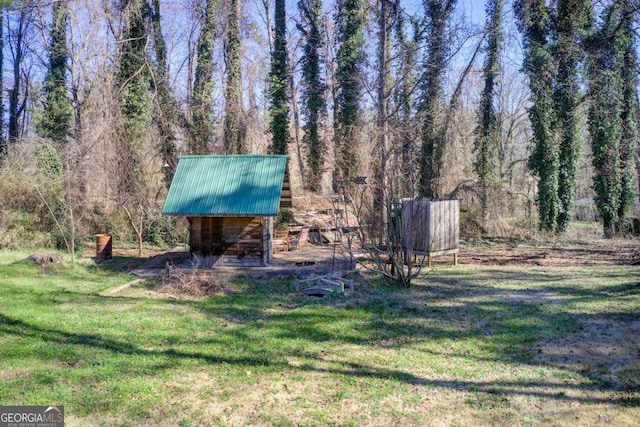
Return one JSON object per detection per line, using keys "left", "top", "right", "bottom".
{"left": 295, "top": 273, "right": 354, "bottom": 297}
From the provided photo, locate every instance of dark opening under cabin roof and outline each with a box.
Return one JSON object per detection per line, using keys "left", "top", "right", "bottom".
{"left": 162, "top": 154, "right": 288, "bottom": 217}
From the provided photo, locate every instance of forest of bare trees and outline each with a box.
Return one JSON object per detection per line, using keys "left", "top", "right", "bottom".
{"left": 0, "top": 0, "right": 638, "bottom": 255}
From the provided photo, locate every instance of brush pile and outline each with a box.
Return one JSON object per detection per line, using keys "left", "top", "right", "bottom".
{"left": 157, "top": 269, "right": 224, "bottom": 298}
{"left": 28, "top": 253, "right": 65, "bottom": 268}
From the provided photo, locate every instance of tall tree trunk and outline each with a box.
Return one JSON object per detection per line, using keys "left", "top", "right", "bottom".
{"left": 616, "top": 0, "right": 637, "bottom": 233}
{"left": 586, "top": 1, "right": 630, "bottom": 238}
{"left": 393, "top": 6, "right": 418, "bottom": 197}
{"left": 38, "top": 0, "right": 71, "bottom": 145}
{"left": 419, "top": 0, "right": 456, "bottom": 198}
{"left": 268, "top": 0, "right": 289, "bottom": 154}
{"left": 190, "top": 0, "right": 216, "bottom": 155}
{"left": 0, "top": 7, "right": 5, "bottom": 158}
{"left": 334, "top": 0, "right": 364, "bottom": 189}
{"left": 151, "top": 0, "right": 182, "bottom": 186}
{"left": 298, "top": 0, "right": 327, "bottom": 192}
{"left": 515, "top": 0, "right": 559, "bottom": 232}
{"left": 224, "top": 0, "right": 245, "bottom": 154}
{"left": 554, "top": 0, "right": 590, "bottom": 232}
{"left": 8, "top": 6, "right": 27, "bottom": 144}
{"left": 116, "top": 0, "right": 152, "bottom": 196}
{"left": 474, "top": 0, "right": 502, "bottom": 226}
{"left": 516, "top": 0, "right": 590, "bottom": 233}
{"left": 374, "top": 0, "right": 391, "bottom": 244}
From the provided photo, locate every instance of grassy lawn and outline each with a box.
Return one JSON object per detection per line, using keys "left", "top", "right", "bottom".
{"left": 0, "top": 250, "right": 639, "bottom": 426}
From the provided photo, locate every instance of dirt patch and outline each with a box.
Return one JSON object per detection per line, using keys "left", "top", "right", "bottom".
{"left": 453, "top": 240, "right": 640, "bottom": 267}
{"left": 533, "top": 316, "right": 640, "bottom": 391}
{"left": 134, "top": 251, "right": 191, "bottom": 269}
{"left": 117, "top": 238, "right": 638, "bottom": 281}
{"left": 133, "top": 245, "right": 357, "bottom": 278}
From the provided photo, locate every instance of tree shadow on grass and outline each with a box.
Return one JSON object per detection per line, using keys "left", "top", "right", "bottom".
{"left": 1, "top": 265, "right": 639, "bottom": 408}
{"left": 91, "top": 255, "right": 150, "bottom": 273}
{"left": 1, "top": 309, "right": 638, "bottom": 407}
{"left": 0, "top": 308, "right": 640, "bottom": 406}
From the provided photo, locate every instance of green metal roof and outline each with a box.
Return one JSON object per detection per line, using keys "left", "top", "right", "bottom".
{"left": 162, "top": 155, "right": 288, "bottom": 217}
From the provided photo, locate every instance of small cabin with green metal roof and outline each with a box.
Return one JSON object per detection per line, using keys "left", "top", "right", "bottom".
{"left": 162, "top": 155, "right": 291, "bottom": 266}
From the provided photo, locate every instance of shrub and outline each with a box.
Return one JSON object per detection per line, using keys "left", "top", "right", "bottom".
{"left": 0, "top": 211, "right": 53, "bottom": 249}
{"left": 276, "top": 208, "right": 295, "bottom": 228}
{"left": 144, "top": 215, "right": 182, "bottom": 247}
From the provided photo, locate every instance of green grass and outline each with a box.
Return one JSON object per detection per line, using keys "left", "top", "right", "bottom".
{"left": 1, "top": 250, "right": 639, "bottom": 426}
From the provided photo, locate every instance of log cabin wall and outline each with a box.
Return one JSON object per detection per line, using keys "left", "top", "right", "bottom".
{"left": 263, "top": 217, "right": 273, "bottom": 263}
{"left": 188, "top": 216, "right": 267, "bottom": 266}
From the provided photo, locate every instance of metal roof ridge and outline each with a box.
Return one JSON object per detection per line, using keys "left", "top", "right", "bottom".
{"left": 177, "top": 154, "right": 289, "bottom": 158}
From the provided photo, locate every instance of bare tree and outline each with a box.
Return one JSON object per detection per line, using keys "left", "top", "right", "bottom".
{"left": 7, "top": 2, "right": 33, "bottom": 144}
{"left": 0, "top": 6, "right": 5, "bottom": 158}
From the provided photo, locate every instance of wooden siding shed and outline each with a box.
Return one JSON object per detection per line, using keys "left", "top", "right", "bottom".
{"left": 162, "top": 155, "right": 289, "bottom": 266}
{"left": 394, "top": 198, "right": 460, "bottom": 266}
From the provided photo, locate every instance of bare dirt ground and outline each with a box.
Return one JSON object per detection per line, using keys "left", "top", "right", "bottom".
{"left": 104, "top": 243, "right": 358, "bottom": 278}
{"left": 93, "top": 238, "right": 639, "bottom": 305}
{"left": 274, "top": 237, "right": 640, "bottom": 270}
{"left": 102, "top": 235, "right": 640, "bottom": 277}
{"left": 455, "top": 238, "right": 640, "bottom": 267}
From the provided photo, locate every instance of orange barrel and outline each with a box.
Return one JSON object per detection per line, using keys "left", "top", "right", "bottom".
{"left": 96, "top": 234, "right": 112, "bottom": 259}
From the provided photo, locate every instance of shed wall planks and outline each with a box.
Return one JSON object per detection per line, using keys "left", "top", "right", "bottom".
{"left": 401, "top": 199, "right": 459, "bottom": 253}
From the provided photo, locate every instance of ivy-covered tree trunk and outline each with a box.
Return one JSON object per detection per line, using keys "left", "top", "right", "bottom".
{"left": 190, "top": 0, "right": 216, "bottom": 155}
{"left": 224, "top": 0, "right": 245, "bottom": 154}
{"left": 516, "top": 0, "right": 559, "bottom": 232}
{"left": 298, "top": 0, "right": 326, "bottom": 192}
{"left": 588, "top": 58, "right": 622, "bottom": 236}
{"left": 553, "top": 0, "right": 590, "bottom": 232}
{"left": 419, "top": 0, "right": 456, "bottom": 198}
{"left": 587, "top": 0, "right": 637, "bottom": 237}
{"left": 268, "top": 0, "right": 289, "bottom": 154}
{"left": 474, "top": 0, "right": 502, "bottom": 225}
{"left": 617, "top": 0, "right": 638, "bottom": 233}
{"left": 334, "top": 0, "right": 364, "bottom": 188}
{"left": 38, "top": 0, "right": 71, "bottom": 145}
{"left": 516, "top": 0, "right": 590, "bottom": 233}
{"left": 116, "top": 0, "right": 152, "bottom": 195}
{"left": 150, "top": 0, "right": 181, "bottom": 186}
